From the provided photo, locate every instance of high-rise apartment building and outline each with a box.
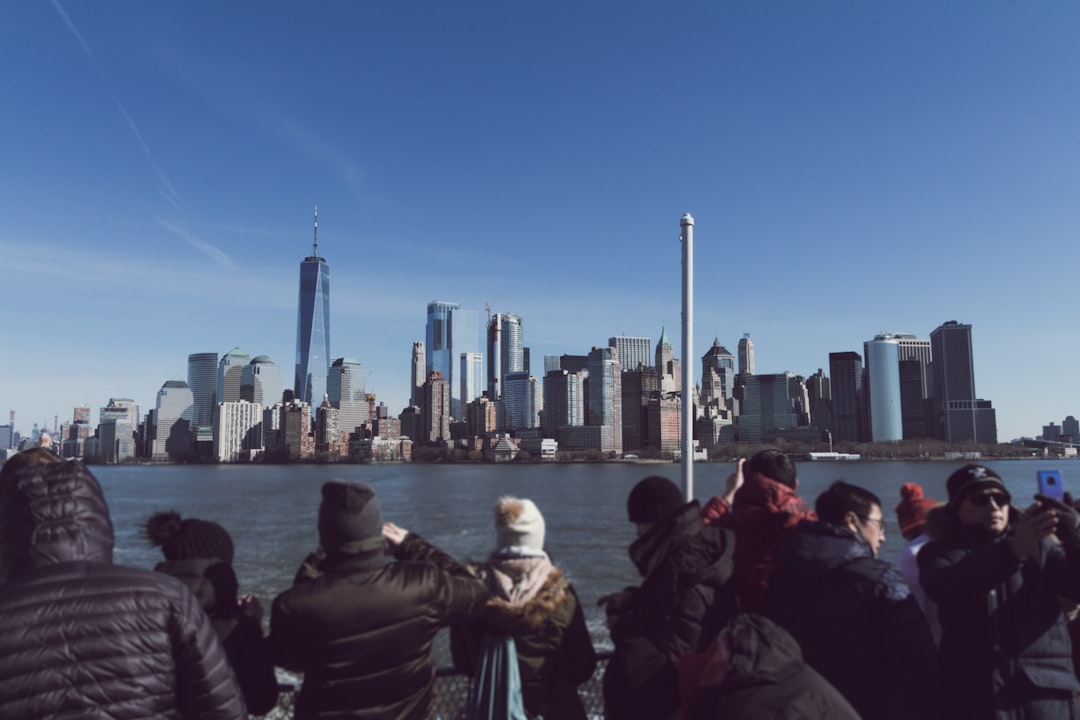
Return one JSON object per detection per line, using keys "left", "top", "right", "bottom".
{"left": 241, "top": 356, "right": 283, "bottom": 406}
{"left": 503, "top": 372, "right": 541, "bottom": 431}
{"left": 738, "top": 334, "right": 755, "bottom": 376}
{"left": 150, "top": 380, "right": 193, "bottom": 462}
{"left": 929, "top": 320, "right": 997, "bottom": 444}
{"left": 460, "top": 351, "right": 484, "bottom": 410}
{"left": 588, "top": 346, "right": 622, "bottom": 454}
{"left": 327, "top": 357, "right": 367, "bottom": 438}
{"left": 422, "top": 371, "right": 451, "bottom": 446}
{"left": 608, "top": 336, "right": 652, "bottom": 371}
{"left": 411, "top": 341, "right": 426, "bottom": 407}
{"left": 487, "top": 312, "right": 524, "bottom": 401}
{"left": 187, "top": 352, "right": 218, "bottom": 448}
{"left": 426, "top": 301, "right": 480, "bottom": 418}
{"left": 864, "top": 334, "right": 903, "bottom": 442}
{"left": 296, "top": 208, "right": 331, "bottom": 415}
{"left": 829, "top": 351, "right": 864, "bottom": 444}
{"left": 542, "top": 370, "right": 585, "bottom": 438}
{"left": 215, "top": 400, "right": 263, "bottom": 462}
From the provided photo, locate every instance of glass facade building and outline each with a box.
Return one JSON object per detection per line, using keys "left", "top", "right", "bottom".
{"left": 864, "top": 335, "right": 903, "bottom": 442}
{"left": 426, "top": 301, "right": 479, "bottom": 418}
{"left": 296, "top": 225, "right": 330, "bottom": 414}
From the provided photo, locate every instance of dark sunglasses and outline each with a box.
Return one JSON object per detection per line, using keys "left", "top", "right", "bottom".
{"left": 968, "top": 492, "right": 1010, "bottom": 507}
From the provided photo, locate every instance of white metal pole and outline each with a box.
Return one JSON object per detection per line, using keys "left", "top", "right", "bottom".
{"left": 680, "top": 213, "right": 694, "bottom": 501}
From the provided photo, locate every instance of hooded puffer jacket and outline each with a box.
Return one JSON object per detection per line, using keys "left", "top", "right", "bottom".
{"left": 270, "top": 532, "right": 487, "bottom": 720}
{"left": 603, "top": 501, "right": 737, "bottom": 720}
{"left": 768, "top": 520, "right": 935, "bottom": 720}
{"left": 449, "top": 558, "right": 598, "bottom": 719}
{"left": 0, "top": 460, "right": 245, "bottom": 719}
{"left": 919, "top": 504, "right": 1080, "bottom": 720}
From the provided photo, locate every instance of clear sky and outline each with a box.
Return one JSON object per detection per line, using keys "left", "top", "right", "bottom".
{"left": 2, "top": 2, "right": 1078, "bottom": 443}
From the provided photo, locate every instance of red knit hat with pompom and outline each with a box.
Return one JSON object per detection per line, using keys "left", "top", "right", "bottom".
{"left": 895, "top": 483, "right": 938, "bottom": 539}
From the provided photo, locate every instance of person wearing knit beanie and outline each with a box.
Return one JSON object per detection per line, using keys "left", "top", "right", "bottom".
{"left": 895, "top": 483, "right": 938, "bottom": 542}
{"left": 627, "top": 475, "right": 686, "bottom": 526}
{"left": 494, "top": 496, "right": 545, "bottom": 552}
{"left": 318, "top": 481, "right": 385, "bottom": 555}
{"left": 146, "top": 511, "right": 235, "bottom": 564}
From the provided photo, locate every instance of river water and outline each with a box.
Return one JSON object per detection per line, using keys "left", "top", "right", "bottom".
{"left": 90, "top": 458, "right": 1072, "bottom": 648}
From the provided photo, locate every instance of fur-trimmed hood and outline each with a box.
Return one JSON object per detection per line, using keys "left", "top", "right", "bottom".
{"left": 469, "top": 560, "right": 570, "bottom": 633}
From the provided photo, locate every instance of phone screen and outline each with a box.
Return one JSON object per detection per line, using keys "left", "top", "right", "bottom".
{"left": 1037, "top": 470, "right": 1064, "bottom": 501}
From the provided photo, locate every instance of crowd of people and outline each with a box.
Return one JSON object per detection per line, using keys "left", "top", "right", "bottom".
{"left": 2, "top": 446, "right": 1080, "bottom": 719}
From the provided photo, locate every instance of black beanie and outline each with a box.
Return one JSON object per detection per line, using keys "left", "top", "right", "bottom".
{"left": 318, "top": 481, "right": 385, "bottom": 554}
{"left": 628, "top": 476, "right": 685, "bottom": 523}
{"left": 946, "top": 465, "right": 1007, "bottom": 506}
{"left": 146, "top": 511, "right": 234, "bottom": 564}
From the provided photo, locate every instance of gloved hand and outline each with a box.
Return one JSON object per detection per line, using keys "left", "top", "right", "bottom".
{"left": 1035, "top": 493, "right": 1080, "bottom": 544}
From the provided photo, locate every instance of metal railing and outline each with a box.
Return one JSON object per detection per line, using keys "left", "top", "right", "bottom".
{"left": 261, "top": 653, "right": 611, "bottom": 719}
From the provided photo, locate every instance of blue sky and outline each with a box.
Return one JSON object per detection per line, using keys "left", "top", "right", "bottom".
{"left": 2, "top": 2, "right": 1078, "bottom": 442}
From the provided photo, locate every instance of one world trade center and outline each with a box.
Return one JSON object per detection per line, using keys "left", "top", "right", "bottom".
{"left": 295, "top": 206, "right": 330, "bottom": 414}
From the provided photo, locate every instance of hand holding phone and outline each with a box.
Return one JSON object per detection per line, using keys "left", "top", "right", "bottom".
{"left": 1038, "top": 470, "right": 1065, "bottom": 501}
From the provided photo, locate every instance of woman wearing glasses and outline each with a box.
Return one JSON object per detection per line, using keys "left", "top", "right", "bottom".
{"left": 920, "top": 464, "right": 1080, "bottom": 720}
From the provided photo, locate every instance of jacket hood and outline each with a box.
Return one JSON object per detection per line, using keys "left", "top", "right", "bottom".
{"left": 732, "top": 473, "right": 818, "bottom": 531}
{"left": 630, "top": 501, "right": 735, "bottom": 587}
{"left": 722, "top": 613, "right": 805, "bottom": 688}
{"left": 0, "top": 460, "right": 114, "bottom": 581}
{"left": 775, "top": 520, "right": 874, "bottom": 581}
{"left": 472, "top": 562, "right": 570, "bottom": 632}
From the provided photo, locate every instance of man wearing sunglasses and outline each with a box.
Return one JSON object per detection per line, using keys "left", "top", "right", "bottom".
{"left": 920, "top": 464, "right": 1080, "bottom": 720}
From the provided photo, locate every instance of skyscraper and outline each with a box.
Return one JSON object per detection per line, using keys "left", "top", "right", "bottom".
{"left": 460, "top": 351, "right": 484, "bottom": 409}
{"left": 487, "top": 312, "right": 524, "bottom": 400}
{"left": 864, "top": 334, "right": 903, "bottom": 442}
{"left": 241, "top": 356, "right": 283, "bottom": 406}
{"left": 655, "top": 328, "right": 680, "bottom": 394}
{"left": 738, "top": 333, "right": 755, "bottom": 376}
{"left": 327, "top": 357, "right": 367, "bottom": 438}
{"left": 700, "top": 338, "right": 736, "bottom": 408}
{"left": 217, "top": 348, "right": 250, "bottom": 405}
{"left": 410, "top": 341, "right": 426, "bottom": 407}
{"left": 829, "top": 351, "right": 864, "bottom": 443}
{"left": 588, "top": 346, "right": 623, "bottom": 453}
{"left": 929, "top": 320, "right": 997, "bottom": 444}
{"left": 150, "top": 380, "right": 193, "bottom": 462}
{"left": 608, "top": 336, "right": 652, "bottom": 371}
{"left": 187, "top": 352, "right": 218, "bottom": 447}
{"left": 737, "top": 372, "right": 803, "bottom": 443}
{"left": 296, "top": 207, "right": 331, "bottom": 415}
{"left": 426, "top": 301, "right": 480, "bottom": 418}
{"left": 542, "top": 370, "right": 584, "bottom": 438}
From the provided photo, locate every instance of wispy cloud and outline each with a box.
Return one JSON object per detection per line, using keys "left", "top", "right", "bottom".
{"left": 158, "top": 220, "right": 234, "bottom": 268}
{"left": 51, "top": 0, "right": 186, "bottom": 216}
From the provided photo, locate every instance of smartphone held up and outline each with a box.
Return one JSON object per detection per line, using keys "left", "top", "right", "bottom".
{"left": 1037, "top": 470, "right": 1065, "bottom": 502}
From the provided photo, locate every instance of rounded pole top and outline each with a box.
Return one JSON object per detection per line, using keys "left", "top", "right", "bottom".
{"left": 680, "top": 213, "right": 694, "bottom": 226}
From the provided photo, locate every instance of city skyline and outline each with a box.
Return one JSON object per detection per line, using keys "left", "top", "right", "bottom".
{"left": 3, "top": 3, "right": 1080, "bottom": 443}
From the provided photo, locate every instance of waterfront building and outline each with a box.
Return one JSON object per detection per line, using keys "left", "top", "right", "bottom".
{"left": 215, "top": 400, "right": 263, "bottom": 462}
{"left": 503, "top": 372, "right": 540, "bottom": 431}
{"left": 422, "top": 371, "right": 452, "bottom": 446}
{"left": 217, "top": 348, "right": 250, "bottom": 405}
{"left": 696, "top": 412, "right": 734, "bottom": 452}
{"left": 466, "top": 395, "right": 498, "bottom": 438}
{"left": 929, "top": 320, "right": 997, "bottom": 444}
{"left": 864, "top": 334, "right": 903, "bottom": 442}
{"left": 486, "top": 312, "right": 524, "bottom": 401}
{"left": 262, "top": 403, "right": 283, "bottom": 453}
{"left": 460, "top": 351, "right": 484, "bottom": 410}
{"left": 609, "top": 336, "right": 652, "bottom": 371}
{"left": 738, "top": 372, "right": 803, "bottom": 444}
{"left": 558, "top": 424, "right": 616, "bottom": 454}
{"left": 187, "top": 352, "right": 218, "bottom": 449}
{"left": 327, "top": 357, "right": 366, "bottom": 438}
{"left": 620, "top": 366, "right": 659, "bottom": 452}
{"left": 646, "top": 392, "right": 682, "bottom": 456}
{"left": 0, "top": 424, "right": 12, "bottom": 451}
{"left": 587, "top": 346, "right": 623, "bottom": 454}
{"left": 829, "top": 351, "right": 865, "bottom": 444}
{"left": 411, "top": 341, "right": 426, "bottom": 408}
{"left": 700, "top": 339, "right": 737, "bottom": 410}
{"left": 541, "top": 370, "right": 584, "bottom": 439}
{"left": 150, "top": 380, "right": 193, "bottom": 463}
{"left": 1065, "top": 416, "right": 1080, "bottom": 440}
{"left": 655, "top": 328, "right": 681, "bottom": 394}
{"left": 296, "top": 208, "right": 331, "bottom": 415}
{"left": 61, "top": 420, "right": 92, "bottom": 459}
{"left": 241, "top": 356, "right": 284, "bottom": 406}
{"left": 426, "top": 300, "right": 480, "bottom": 418}
{"left": 315, "top": 397, "right": 347, "bottom": 457}
{"left": 805, "top": 369, "right": 832, "bottom": 432}
{"left": 899, "top": 360, "right": 931, "bottom": 439}
{"left": 738, "top": 333, "right": 755, "bottom": 376}
{"left": 280, "top": 399, "right": 314, "bottom": 460}
{"left": 97, "top": 416, "right": 134, "bottom": 464}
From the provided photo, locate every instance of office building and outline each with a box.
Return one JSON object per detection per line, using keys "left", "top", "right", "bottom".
{"left": 737, "top": 372, "right": 803, "bottom": 444}
{"left": 422, "top": 371, "right": 452, "bottom": 446}
{"left": 460, "top": 351, "right": 484, "bottom": 410}
{"left": 188, "top": 352, "right": 218, "bottom": 448}
{"left": 487, "top": 312, "right": 524, "bottom": 401}
{"left": 427, "top": 300, "right": 480, "bottom": 418}
{"left": 503, "top": 372, "right": 541, "bottom": 431}
{"left": 241, "top": 356, "right": 283, "bottom": 406}
{"left": 864, "top": 334, "right": 903, "bottom": 442}
{"left": 655, "top": 327, "right": 681, "bottom": 394}
{"left": 150, "top": 380, "right": 193, "bottom": 462}
{"left": 609, "top": 336, "right": 652, "bottom": 371}
{"left": 805, "top": 369, "right": 831, "bottom": 432}
{"left": 542, "top": 370, "right": 584, "bottom": 439}
{"left": 327, "top": 357, "right": 367, "bottom": 438}
{"left": 218, "top": 348, "right": 250, "bottom": 405}
{"left": 929, "top": 320, "right": 997, "bottom": 444}
{"left": 411, "top": 341, "right": 426, "bottom": 407}
{"left": 621, "top": 366, "right": 659, "bottom": 452}
{"left": 701, "top": 338, "right": 736, "bottom": 409}
{"left": 587, "top": 346, "right": 622, "bottom": 453}
{"left": 829, "top": 351, "right": 865, "bottom": 444}
{"left": 296, "top": 207, "right": 331, "bottom": 414}
{"left": 738, "top": 334, "right": 755, "bottom": 376}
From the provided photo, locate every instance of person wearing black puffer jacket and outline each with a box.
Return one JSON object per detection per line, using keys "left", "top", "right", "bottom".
{"left": 269, "top": 480, "right": 488, "bottom": 720}
{"left": 920, "top": 464, "right": 1080, "bottom": 720}
{"left": 768, "top": 481, "right": 935, "bottom": 720}
{"left": 602, "top": 475, "right": 737, "bottom": 720}
{"left": 146, "top": 511, "right": 278, "bottom": 716}
{"left": 0, "top": 449, "right": 245, "bottom": 720}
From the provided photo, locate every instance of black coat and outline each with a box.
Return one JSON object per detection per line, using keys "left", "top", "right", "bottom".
{"left": 155, "top": 557, "right": 279, "bottom": 715}
{"left": 768, "top": 521, "right": 936, "bottom": 720}
{"left": 919, "top": 506, "right": 1080, "bottom": 720}
{"left": 688, "top": 614, "right": 863, "bottom": 720}
{"left": 0, "top": 460, "right": 245, "bottom": 720}
{"left": 269, "top": 533, "right": 487, "bottom": 720}
{"left": 603, "top": 501, "right": 737, "bottom": 720}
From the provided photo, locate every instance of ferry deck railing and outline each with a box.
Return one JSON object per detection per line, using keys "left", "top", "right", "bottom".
{"left": 262, "top": 652, "right": 612, "bottom": 719}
